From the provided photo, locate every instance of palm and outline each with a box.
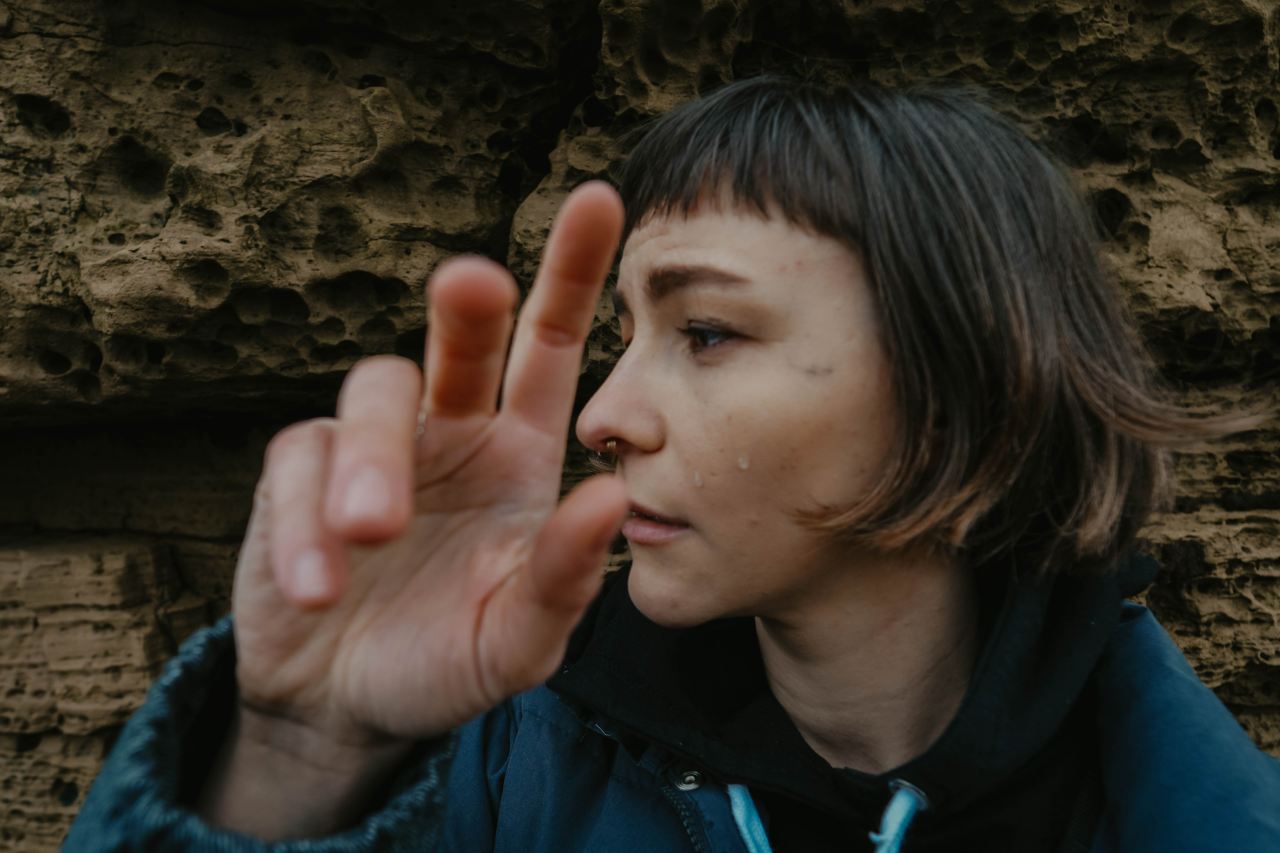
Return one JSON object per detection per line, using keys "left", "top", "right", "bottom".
{"left": 229, "top": 184, "right": 628, "bottom": 744}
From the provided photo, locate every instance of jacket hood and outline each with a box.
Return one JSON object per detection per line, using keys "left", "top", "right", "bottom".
{"left": 549, "top": 552, "right": 1159, "bottom": 823}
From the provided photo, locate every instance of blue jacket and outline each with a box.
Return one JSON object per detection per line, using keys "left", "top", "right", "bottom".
{"left": 66, "top": 602, "right": 1280, "bottom": 852}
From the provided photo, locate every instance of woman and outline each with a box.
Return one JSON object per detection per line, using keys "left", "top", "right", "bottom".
{"left": 67, "top": 77, "right": 1278, "bottom": 852}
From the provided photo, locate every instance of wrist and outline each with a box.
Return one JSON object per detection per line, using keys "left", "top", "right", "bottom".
{"left": 234, "top": 699, "right": 414, "bottom": 770}
{"left": 196, "top": 703, "right": 420, "bottom": 840}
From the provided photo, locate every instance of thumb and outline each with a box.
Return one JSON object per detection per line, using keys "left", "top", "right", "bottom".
{"left": 479, "top": 475, "right": 627, "bottom": 696}
{"left": 526, "top": 474, "right": 628, "bottom": 612}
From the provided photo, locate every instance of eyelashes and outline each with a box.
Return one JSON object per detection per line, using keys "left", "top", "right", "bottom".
{"left": 679, "top": 322, "right": 737, "bottom": 353}
{"left": 617, "top": 319, "right": 740, "bottom": 355}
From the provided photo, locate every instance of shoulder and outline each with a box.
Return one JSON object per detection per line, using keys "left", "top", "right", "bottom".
{"left": 1090, "top": 604, "right": 1280, "bottom": 851}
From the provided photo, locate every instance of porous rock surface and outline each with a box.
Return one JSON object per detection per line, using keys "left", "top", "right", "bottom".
{"left": 0, "top": 0, "right": 1277, "bottom": 848}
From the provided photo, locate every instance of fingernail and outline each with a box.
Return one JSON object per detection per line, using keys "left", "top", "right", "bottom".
{"left": 342, "top": 467, "right": 392, "bottom": 523}
{"left": 293, "top": 549, "right": 329, "bottom": 600}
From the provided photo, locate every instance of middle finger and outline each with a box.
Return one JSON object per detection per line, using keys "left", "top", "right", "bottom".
{"left": 502, "top": 181, "right": 623, "bottom": 438}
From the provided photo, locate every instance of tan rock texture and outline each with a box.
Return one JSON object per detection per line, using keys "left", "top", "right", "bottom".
{"left": 0, "top": 0, "right": 1276, "bottom": 848}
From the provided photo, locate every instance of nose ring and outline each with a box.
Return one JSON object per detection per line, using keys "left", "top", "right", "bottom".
{"left": 604, "top": 438, "right": 618, "bottom": 456}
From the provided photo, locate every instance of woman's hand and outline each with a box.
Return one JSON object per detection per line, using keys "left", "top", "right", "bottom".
{"left": 198, "top": 183, "right": 629, "bottom": 838}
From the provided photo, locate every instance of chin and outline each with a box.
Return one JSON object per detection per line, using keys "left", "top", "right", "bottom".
{"left": 626, "top": 557, "right": 722, "bottom": 629}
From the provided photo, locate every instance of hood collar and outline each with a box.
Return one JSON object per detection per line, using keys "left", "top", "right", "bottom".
{"left": 550, "top": 553, "right": 1157, "bottom": 819}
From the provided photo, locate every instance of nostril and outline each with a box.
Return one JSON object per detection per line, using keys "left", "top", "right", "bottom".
{"left": 586, "top": 447, "right": 617, "bottom": 475}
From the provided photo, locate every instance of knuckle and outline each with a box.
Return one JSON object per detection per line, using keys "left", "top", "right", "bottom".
{"left": 533, "top": 317, "right": 581, "bottom": 349}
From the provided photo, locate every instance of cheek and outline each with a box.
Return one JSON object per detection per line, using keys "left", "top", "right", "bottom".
{"left": 726, "top": 367, "right": 897, "bottom": 514}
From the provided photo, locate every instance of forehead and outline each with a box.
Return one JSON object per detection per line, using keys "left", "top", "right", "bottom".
{"left": 618, "top": 206, "right": 835, "bottom": 281}
{"left": 610, "top": 207, "right": 875, "bottom": 335}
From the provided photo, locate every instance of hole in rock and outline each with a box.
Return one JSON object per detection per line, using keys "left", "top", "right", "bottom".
{"left": 315, "top": 206, "right": 363, "bottom": 258}
{"left": 1255, "top": 98, "right": 1277, "bottom": 128}
{"left": 1061, "top": 114, "right": 1128, "bottom": 164}
{"left": 105, "top": 335, "right": 146, "bottom": 366}
{"left": 182, "top": 206, "right": 223, "bottom": 232}
{"left": 395, "top": 327, "right": 426, "bottom": 360}
{"left": 269, "top": 288, "right": 310, "bottom": 324}
{"left": 196, "top": 107, "right": 232, "bottom": 135}
{"left": 301, "top": 49, "right": 336, "bottom": 76}
{"left": 358, "top": 316, "right": 396, "bottom": 340}
{"left": 1167, "top": 13, "right": 1202, "bottom": 45}
{"left": 696, "top": 66, "right": 723, "bottom": 96}
{"left": 71, "top": 371, "right": 102, "bottom": 401}
{"left": 1091, "top": 188, "right": 1132, "bottom": 239}
{"left": 982, "top": 41, "right": 1014, "bottom": 68}
{"left": 1150, "top": 118, "right": 1182, "bottom": 146}
{"left": 315, "top": 317, "right": 347, "bottom": 341}
{"left": 639, "top": 38, "right": 669, "bottom": 83}
{"left": 37, "top": 350, "right": 72, "bottom": 375}
{"left": 56, "top": 781, "right": 79, "bottom": 806}
{"left": 102, "top": 136, "right": 171, "bottom": 198}
{"left": 231, "top": 288, "right": 270, "bottom": 323}
{"left": 215, "top": 320, "right": 255, "bottom": 345}
{"left": 179, "top": 258, "right": 231, "bottom": 300}
{"left": 312, "top": 340, "right": 364, "bottom": 364}
{"left": 14, "top": 94, "right": 71, "bottom": 136}
{"left": 487, "top": 131, "right": 514, "bottom": 153}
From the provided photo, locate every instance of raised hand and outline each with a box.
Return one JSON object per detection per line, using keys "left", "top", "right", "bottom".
{"left": 199, "top": 183, "right": 629, "bottom": 839}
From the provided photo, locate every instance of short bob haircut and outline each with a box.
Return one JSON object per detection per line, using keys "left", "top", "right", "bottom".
{"left": 617, "top": 75, "right": 1257, "bottom": 577}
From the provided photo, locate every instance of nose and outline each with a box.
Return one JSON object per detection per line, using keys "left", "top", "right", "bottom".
{"left": 575, "top": 349, "right": 664, "bottom": 457}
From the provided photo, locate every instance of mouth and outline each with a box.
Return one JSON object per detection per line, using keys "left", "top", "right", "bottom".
{"left": 628, "top": 502, "right": 687, "bottom": 526}
{"left": 623, "top": 502, "right": 690, "bottom": 546}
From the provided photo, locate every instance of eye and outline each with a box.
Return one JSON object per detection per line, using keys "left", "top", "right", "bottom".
{"left": 680, "top": 322, "right": 737, "bottom": 353}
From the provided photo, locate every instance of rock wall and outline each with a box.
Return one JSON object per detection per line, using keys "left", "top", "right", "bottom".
{"left": 0, "top": 0, "right": 1277, "bottom": 847}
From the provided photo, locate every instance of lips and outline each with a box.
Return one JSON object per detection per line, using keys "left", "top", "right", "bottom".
{"left": 628, "top": 502, "right": 687, "bottom": 526}
{"left": 623, "top": 501, "right": 690, "bottom": 546}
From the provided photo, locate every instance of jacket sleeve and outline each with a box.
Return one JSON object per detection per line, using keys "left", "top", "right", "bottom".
{"left": 63, "top": 616, "right": 458, "bottom": 853}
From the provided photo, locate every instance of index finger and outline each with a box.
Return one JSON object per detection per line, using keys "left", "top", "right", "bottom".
{"left": 501, "top": 182, "right": 623, "bottom": 437}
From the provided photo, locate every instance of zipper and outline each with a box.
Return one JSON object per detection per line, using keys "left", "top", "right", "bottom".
{"left": 661, "top": 784, "right": 712, "bottom": 853}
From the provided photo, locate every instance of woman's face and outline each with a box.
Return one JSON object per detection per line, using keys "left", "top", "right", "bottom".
{"left": 574, "top": 205, "right": 899, "bottom": 627}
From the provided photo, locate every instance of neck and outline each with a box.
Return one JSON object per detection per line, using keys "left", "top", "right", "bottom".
{"left": 755, "top": 547, "right": 979, "bottom": 775}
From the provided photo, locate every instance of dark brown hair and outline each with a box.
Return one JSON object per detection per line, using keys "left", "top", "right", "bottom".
{"left": 617, "top": 75, "right": 1265, "bottom": 576}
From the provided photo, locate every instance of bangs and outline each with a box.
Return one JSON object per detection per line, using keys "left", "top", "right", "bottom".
{"left": 618, "top": 77, "right": 868, "bottom": 242}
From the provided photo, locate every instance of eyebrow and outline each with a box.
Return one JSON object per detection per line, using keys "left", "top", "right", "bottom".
{"left": 611, "top": 263, "right": 750, "bottom": 314}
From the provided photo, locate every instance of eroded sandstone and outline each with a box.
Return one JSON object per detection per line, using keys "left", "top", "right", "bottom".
{"left": 0, "top": 0, "right": 1276, "bottom": 849}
